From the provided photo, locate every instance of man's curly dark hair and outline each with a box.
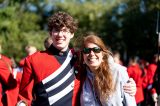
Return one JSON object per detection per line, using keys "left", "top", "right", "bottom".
{"left": 48, "top": 11, "right": 78, "bottom": 33}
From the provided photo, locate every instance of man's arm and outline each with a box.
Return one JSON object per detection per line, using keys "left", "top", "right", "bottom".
{"left": 17, "top": 57, "right": 34, "bottom": 106}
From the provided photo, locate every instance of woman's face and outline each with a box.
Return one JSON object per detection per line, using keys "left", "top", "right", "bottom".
{"left": 83, "top": 42, "right": 103, "bottom": 71}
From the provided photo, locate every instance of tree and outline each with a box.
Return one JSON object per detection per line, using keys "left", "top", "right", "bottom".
{"left": 0, "top": 3, "right": 47, "bottom": 63}
{"left": 0, "top": 0, "right": 159, "bottom": 64}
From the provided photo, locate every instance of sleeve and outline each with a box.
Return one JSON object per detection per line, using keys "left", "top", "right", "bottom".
{"left": 117, "top": 64, "right": 137, "bottom": 106}
{"left": 18, "top": 57, "right": 34, "bottom": 106}
{"left": 0, "top": 56, "right": 17, "bottom": 89}
{"left": 147, "top": 65, "right": 157, "bottom": 94}
{"left": 4, "top": 71, "right": 23, "bottom": 106}
{"left": 142, "top": 72, "right": 148, "bottom": 89}
{"left": 0, "top": 56, "right": 20, "bottom": 106}
{"left": 0, "top": 69, "right": 16, "bottom": 88}
{"left": 0, "top": 83, "right": 3, "bottom": 106}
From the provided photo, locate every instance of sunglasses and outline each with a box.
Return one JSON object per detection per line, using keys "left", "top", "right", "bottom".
{"left": 82, "top": 47, "right": 102, "bottom": 54}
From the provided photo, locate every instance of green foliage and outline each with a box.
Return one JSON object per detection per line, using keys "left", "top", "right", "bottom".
{"left": 57, "top": 0, "right": 160, "bottom": 60}
{"left": 0, "top": 0, "right": 160, "bottom": 64}
{"left": 53, "top": 0, "right": 123, "bottom": 39}
{"left": 0, "top": 4, "right": 47, "bottom": 63}
{"left": 120, "top": 0, "right": 160, "bottom": 60}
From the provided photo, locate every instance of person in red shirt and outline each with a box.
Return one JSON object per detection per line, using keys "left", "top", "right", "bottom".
{"left": 19, "top": 45, "right": 37, "bottom": 68}
{"left": 44, "top": 36, "right": 53, "bottom": 50}
{"left": 0, "top": 54, "right": 22, "bottom": 106}
{"left": 127, "top": 56, "right": 144, "bottom": 106}
{"left": 17, "top": 11, "right": 83, "bottom": 106}
{"left": 112, "top": 50, "right": 123, "bottom": 65}
{"left": 143, "top": 54, "right": 158, "bottom": 105}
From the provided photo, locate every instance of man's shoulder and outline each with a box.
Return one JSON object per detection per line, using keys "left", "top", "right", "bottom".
{"left": 28, "top": 50, "right": 47, "bottom": 57}
{"left": 26, "top": 50, "right": 51, "bottom": 62}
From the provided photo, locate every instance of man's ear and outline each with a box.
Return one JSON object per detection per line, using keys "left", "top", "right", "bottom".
{"left": 70, "top": 33, "right": 74, "bottom": 38}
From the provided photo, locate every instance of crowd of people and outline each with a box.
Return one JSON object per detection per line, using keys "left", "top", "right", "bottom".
{"left": 0, "top": 11, "right": 159, "bottom": 106}
{"left": 112, "top": 51, "right": 160, "bottom": 106}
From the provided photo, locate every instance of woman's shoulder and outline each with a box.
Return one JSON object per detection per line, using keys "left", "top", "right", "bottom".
{"left": 111, "top": 63, "right": 129, "bottom": 82}
{"left": 108, "top": 55, "right": 129, "bottom": 80}
{"left": 114, "top": 63, "right": 127, "bottom": 73}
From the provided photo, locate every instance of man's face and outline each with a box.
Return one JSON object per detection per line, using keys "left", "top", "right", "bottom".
{"left": 50, "top": 27, "right": 74, "bottom": 51}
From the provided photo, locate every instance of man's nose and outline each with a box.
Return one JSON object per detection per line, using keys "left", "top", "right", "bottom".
{"left": 57, "top": 31, "right": 63, "bottom": 36}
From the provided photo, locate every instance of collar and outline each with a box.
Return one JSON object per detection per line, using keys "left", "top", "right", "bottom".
{"left": 47, "top": 44, "right": 69, "bottom": 56}
{"left": 86, "top": 67, "right": 94, "bottom": 81}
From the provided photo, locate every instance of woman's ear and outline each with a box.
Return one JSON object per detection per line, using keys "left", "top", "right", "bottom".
{"left": 102, "top": 53, "right": 107, "bottom": 62}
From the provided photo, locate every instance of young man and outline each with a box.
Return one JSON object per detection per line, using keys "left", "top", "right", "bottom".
{"left": 17, "top": 11, "right": 136, "bottom": 106}
{"left": 17, "top": 11, "right": 82, "bottom": 106}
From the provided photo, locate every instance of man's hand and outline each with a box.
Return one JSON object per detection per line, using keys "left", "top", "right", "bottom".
{"left": 123, "top": 78, "right": 137, "bottom": 96}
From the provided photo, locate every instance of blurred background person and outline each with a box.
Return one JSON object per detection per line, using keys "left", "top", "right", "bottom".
{"left": 138, "top": 58, "right": 150, "bottom": 106}
{"left": 44, "top": 36, "right": 53, "bottom": 49}
{"left": 25, "top": 45, "right": 37, "bottom": 56}
{"left": 127, "top": 56, "right": 144, "bottom": 106}
{"left": 143, "top": 54, "right": 159, "bottom": 106}
{"left": 112, "top": 50, "right": 123, "bottom": 65}
{"left": 0, "top": 53, "right": 21, "bottom": 106}
{"left": 19, "top": 45, "right": 37, "bottom": 68}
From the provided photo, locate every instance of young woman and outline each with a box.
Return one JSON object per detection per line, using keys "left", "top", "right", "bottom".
{"left": 78, "top": 32, "right": 136, "bottom": 106}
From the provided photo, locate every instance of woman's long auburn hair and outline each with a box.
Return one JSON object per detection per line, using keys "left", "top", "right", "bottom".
{"left": 79, "top": 32, "right": 115, "bottom": 101}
